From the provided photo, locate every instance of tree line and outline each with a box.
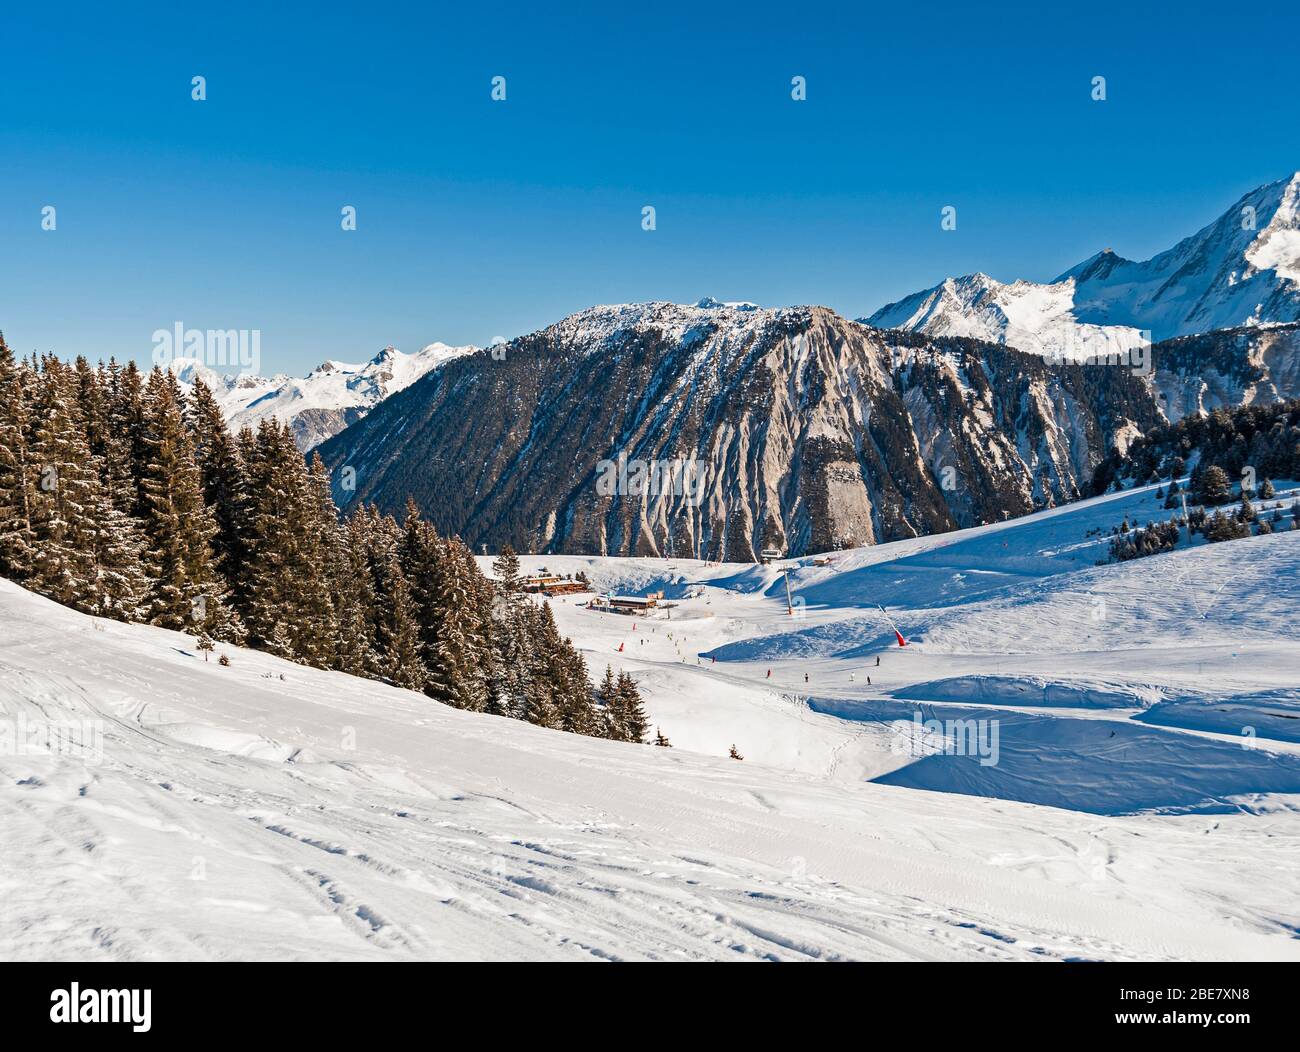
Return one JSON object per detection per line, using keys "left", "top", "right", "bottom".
{"left": 1106, "top": 468, "right": 1297, "bottom": 563}
{"left": 0, "top": 337, "right": 648, "bottom": 743}
{"left": 1092, "top": 399, "right": 1300, "bottom": 494}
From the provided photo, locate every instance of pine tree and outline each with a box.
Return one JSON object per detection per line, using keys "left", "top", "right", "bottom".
{"left": 265, "top": 620, "right": 294, "bottom": 660}
{"left": 419, "top": 530, "right": 491, "bottom": 711}
{"left": 496, "top": 588, "right": 536, "bottom": 720}
{"left": 292, "top": 453, "right": 341, "bottom": 666}
{"left": 89, "top": 489, "right": 150, "bottom": 621}
{"left": 335, "top": 512, "right": 382, "bottom": 677}
{"left": 102, "top": 359, "right": 146, "bottom": 521}
{"left": 0, "top": 337, "right": 38, "bottom": 580}
{"left": 492, "top": 544, "right": 522, "bottom": 595}
{"left": 1203, "top": 510, "right": 1250, "bottom": 543}
{"left": 227, "top": 426, "right": 260, "bottom": 616}
{"left": 728, "top": 744, "right": 744, "bottom": 760}
{"left": 187, "top": 376, "right": 249, "bottom": 599}
{"left": 374, "top": 550, "right": 426, "bottom": 690}
{"left": 27, "top": 359, "right": 101, "bottom": 609}
{"left": 595, "top": 665, "right": 618, "bottom": 737}
{"left": 74, "top": 357, "right": 111, "bottom": 458}
{"left": 137, "top": 369, "right": 233, "bottom": 635}
{"left": 554, "top": 638, "right": 594, "bottom": 735}
{"left": 611, "top": 672, "right": 648, "bottom": 743}
{"left": 518, "top": 603, "right": 560, "bottom": 729}
{"left": 485, "top": 543, "right": 533, "bottom": 717}
{"left": 300, "top": 456, "right": 369, "bottom": 675}
{"left": 467, "top": 555, "right": 504, "bottom": 712}
{"left": 528, "top": 601, "right": 592, "bottom": 731}
{"left": 398, "top": 503, "right": 441, "bottom": 694}
{"left": 241, "top": 420, "right": 331, "bottom": 658}
{"left": 1194, "top": 464, "right": 1232, "bottom": 506}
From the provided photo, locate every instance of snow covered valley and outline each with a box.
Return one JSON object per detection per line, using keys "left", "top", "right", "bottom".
{"left": 2, "top": 484, "right": 1299, "bottom": 961}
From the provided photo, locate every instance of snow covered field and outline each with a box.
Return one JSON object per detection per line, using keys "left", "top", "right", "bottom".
{"left": 2, "top": 484, "right": 1299, "bottom": 961}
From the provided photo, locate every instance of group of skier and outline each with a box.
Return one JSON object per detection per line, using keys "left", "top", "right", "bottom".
{"left": 763, "top": 654, "right": 882, "bottom": 686}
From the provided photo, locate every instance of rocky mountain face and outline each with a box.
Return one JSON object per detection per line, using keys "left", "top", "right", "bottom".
{"left": 170, "top": 342, "right": 476, "bottom": 450}
{"left": 1146, "top": 323, "right": 1300, "bottom": 420}
{"left": 866, "top": 173, "right": 1300, "bottom": 360}
{"left": 316, "top": 301, "right": 1190, "bottom": 559}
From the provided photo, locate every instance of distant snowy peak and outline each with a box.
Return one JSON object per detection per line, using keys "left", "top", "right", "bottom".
{"left": 169, "top": 341, "right": 477, "bottom": 450}
{"left": 866, "top": 172, "right": 1300, "bottom": 359}
{"left": 864, "top": 271, "right": 1151, "bottom": 363}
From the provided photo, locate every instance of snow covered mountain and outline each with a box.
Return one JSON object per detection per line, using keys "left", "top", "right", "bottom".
{"left": 317, "top": 301, "right": 1171, "bottom": 558}
{"left": 314, "top": 298, "right": 1300, "bottom": 559}
{"left": 169, "top": 342, "right": 476, "bottom": 450}
{"left": 867, "top": 172, "right": 1300, "bottom": 360}
{"left": 866, "top": 270, "right": 1153, "bottom": 363}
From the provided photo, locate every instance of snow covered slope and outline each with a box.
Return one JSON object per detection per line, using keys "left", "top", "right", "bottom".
{"left": 511, "top": 481, "right": 1300, "bottom": 816}
{"left": 4, "top": 481, "right": 1300, "bottom": 961}
{"left": 867, "top": 173, "right": 1300, "bottom": 359}
{"left": 3, "top": 560, "right": 1299, "bottom": 962}
{"left": 170, "top": 342, "right": 476, "bottom": 450}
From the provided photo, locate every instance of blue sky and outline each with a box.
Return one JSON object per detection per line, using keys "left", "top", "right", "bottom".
{"left": 1, "top": 1, "right": 1297, "bottom": 375}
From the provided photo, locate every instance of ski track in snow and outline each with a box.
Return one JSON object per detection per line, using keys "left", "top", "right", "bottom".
{"left": 2, "top": 481, "right": 1299, "bottom": 960}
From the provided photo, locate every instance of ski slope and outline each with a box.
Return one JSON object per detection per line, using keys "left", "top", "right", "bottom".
{"left": 534, "top": 483, "right": 1300, "bottom": 813}
{"left": 2, "top": 486, "right": 1299, "bottom": 960}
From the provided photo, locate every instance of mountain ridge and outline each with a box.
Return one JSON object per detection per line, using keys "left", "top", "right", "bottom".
{"left": 316, "top": 302, "right": 1174, "bottom": 558}
{"left": 169, "top": 340, "right": 477, "bottom": 450}
{"left": 865, "top": 172, "right": 1300, "bottom": 360}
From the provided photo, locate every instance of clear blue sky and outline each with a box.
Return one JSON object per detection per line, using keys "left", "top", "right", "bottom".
{"left": 1, "top": 0, "right": 1297, "bottom": 375}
